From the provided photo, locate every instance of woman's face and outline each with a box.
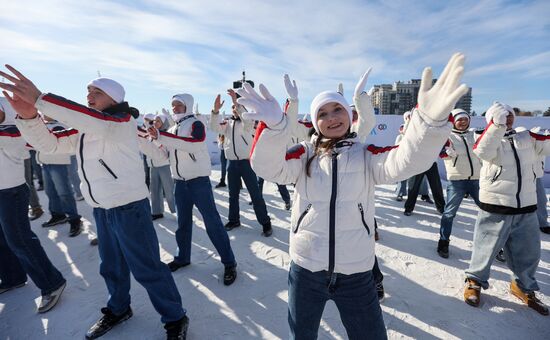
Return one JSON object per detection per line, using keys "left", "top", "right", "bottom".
{"left": 317, "top": 102, "right": 350, "bottom": 138}
{"left": 454, "top": 117, "right": 469, "bottom": 131}
{"left": 172, "top": 100, "right": 186, "bottom": 114}
{"left": 154, "top": 117, "right": 163, "bottom": 129}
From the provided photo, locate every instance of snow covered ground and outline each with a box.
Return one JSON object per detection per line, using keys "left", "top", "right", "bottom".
{"left": 1, "top": 169, "right": 549, "bottom": 340}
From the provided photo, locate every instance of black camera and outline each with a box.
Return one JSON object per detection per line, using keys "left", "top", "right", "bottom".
{"left": 233, "top": 71, "right": 254, "bottom": 98}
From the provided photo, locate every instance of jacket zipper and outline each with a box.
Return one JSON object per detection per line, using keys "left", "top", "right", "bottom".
{"left": 79, "top": 134, "right": 99, "bottom": 205}
{"left": 328, "top": 151, "right": 338, "bottom": 277}
{"left": 232, "top": 121, "right": 239, "bottom": 160}
{"left": 461, "top": 135, "right": 474, "bottom": 179}
{"left": 358, "top": 203, "right": 371, "bottom": 235}
{"left": 293, "top": 204, "right": 312, "bottom": 233}
{"left": 241, "top": 135, "right": 249, "bottom": 146}
{"left": 98, "top": 159, "right": 118, "bottom": 179}
{"left": 174, "top": 123, "right": 184, "bottom": 178}
{"left": 509, "top": 139, "right": 522, "bottom": 208}
{"left": 491, "top": 166, "right": 502, "bottom": 183}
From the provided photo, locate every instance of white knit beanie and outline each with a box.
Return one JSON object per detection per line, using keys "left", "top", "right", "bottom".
{"left": 485, "top": 103, "right": 514, "bottom": 124}
{"left": 309, "top": 91, "right": 352, "bottom": 133}
{"left": 171, "top": 94, "right": 194, "bottom": 114}
{"left": 451, "top": 108, "right": 470, "bottom": 122}
{"left": 87, "top": 78, "right": 125, "bottom": 104}
{"left": 0, "top": 97, "right": 17, "bottom": 125}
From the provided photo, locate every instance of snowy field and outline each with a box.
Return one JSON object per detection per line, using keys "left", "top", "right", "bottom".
{"left": 1, "top": 169, "right": 549, "bottom": 340}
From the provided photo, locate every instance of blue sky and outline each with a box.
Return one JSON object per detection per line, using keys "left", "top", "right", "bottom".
{"left": 1, "top": 0, "right": 549, "bottom": 116}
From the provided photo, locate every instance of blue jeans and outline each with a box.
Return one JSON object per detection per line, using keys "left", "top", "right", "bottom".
{"left": 439, "top": 179, "right": 480, "bottom": 241}
{"left": 173, "top": 177, "right": 236, "bottom": 267}
{"left": 93, "top": 198, "right": 185, "bottom": 322}
{"left": 258, "top": 177, "right": 291, "bottom": 204}
{"left": 395, "top": 176, "right": 428, "bottom": 197}
{"left": 69, "top": 156, "right": 82, "bottom": 197}
{"left": 0, "top": 184, "right": 65, "bottom": 295}
{"left": 288, "top": 262, "right": 387, "bottom": 340}
{"left": 150, "top": 165, "right": 176, "bottom": 215}
{"left": 227, "top": 159, "right": 270, "bottom": 225}
{"left": 220, "top": 149, "right": 227, "bottom": 182}
{"left": 465, "top": 210, "right": 541, "bottom": 292}
{"left": 42, "top": 164, "right": 80, "bottom": 221}
{"left": 24, "top": 157, "right": 41, "bottom": 209}
{"left": 536, "top": 178, "right": 548, "bottom": 228}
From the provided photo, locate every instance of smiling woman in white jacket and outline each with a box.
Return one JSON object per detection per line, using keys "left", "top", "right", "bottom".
{"left": 237, "top": 54, "right": 468, "bottom": 340}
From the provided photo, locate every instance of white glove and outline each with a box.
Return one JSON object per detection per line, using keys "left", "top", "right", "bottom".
{"left": 237, "top": 83, "right": 284, "bottom": 128}
{"left": 445, "top": 146, "right": 457, "bottom": 158}
{"left": 284, "top": 74, "right": 298, "bottom": 101}
{"left": 337, "top": 83, "right": 344, "bottom": 96}
{"left": 162, "top": 108, "right": 170, "bottom": 116}
{"left": 351, "top": 68, "right": 376, "bottom": 139}
{"left": 487, "top": 102, "right": 509, "bottom": 126}
{"left": 194, "top": 103, "right": 199, "bottom": 115}
{"left": 417, "top": 53, "right": 469, "bottom": 123}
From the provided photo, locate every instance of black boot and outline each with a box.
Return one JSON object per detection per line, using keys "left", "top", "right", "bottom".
{"left": 261, "top": 222, "right": 273, "bottom": 237}
{"left": 223, "top": 264, "right": 237, "bottom": 286}
{"left": 85, "top": 307, "right": 133, "bottom": 339}
{"left": 167, "top": 260, "right": 190, "bottom": 272}
{"left": 376, "top": 282, "right": 385, "bottom": 302}
{"left": 215, "top": 181, "right": 226, "bottom": 188}
{"left": 224, "top": 221, "right": 241, "bottom": 231}
{"left": 165, "top": 315, "right": 189, "bottom": 340}
{"left": 437, "top": 239, "right": 449, "bottom": 258}
{"left": 42, "top": 213, "right": 68, "bottom": 227}
{"left": 68, "top": 219, "right": 83, "bottom": 237}
{"left": 495, "top": 249, "right": 506, "bottom": 262}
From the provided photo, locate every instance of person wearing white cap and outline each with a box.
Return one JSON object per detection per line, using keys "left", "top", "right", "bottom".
{"left": 437, "top": 109, "right": 482, "bottom": 258}
{"left": 0, "top": 66, "right": 188, "bottom": 339}
{"left": 238, "top": 53, "right": 468, "bottom": 339}
{"left": 463, "top": 102, "right": 550, "bottom": 316}
{"left": 0, "top": 97, "right": 67, "bottom": 313}
{"left": 147, "top": 93, "right": 237, "bottom": 285}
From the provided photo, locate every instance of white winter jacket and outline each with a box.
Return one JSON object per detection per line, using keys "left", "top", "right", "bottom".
{"left": 16, "top": 93, "right": 149, "bottom": 209}
{"left": 157, "top": 113, "right": 211, "bottom": 180}
{"left": 474, "top": 122, "right": 550, "bottom": 213}
{"left": 0, "top": 125, "right": 28, "bottom": 190}
{"left": 137, "top": 127, "right": 170, "bottom": 168}
{"left": 441, "top": 129, "right": 482, "bottom": 181}
{"left": 210, "top": 109, "right": 255, "bottom": 160}
{"left": 251, "top": 111, "right": 451, "bottom": 275}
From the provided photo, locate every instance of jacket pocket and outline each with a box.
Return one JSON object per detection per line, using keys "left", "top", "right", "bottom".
{"left": 452, "top": 155, "right": 459, "bottom": 167}
{"left": 358, "top": 203, "right": 370, "bottom": 235}
{"left": 293, "top": 204, "right": 312, "bottom": 234}
{"left": 490, "top": 166, "right": 502, "bottom": 183}
{"left": 241, "top": 135, "right": 249, "bottom": 146}
{"left": 98, "top": 159, "right": 118, "bottom": 179}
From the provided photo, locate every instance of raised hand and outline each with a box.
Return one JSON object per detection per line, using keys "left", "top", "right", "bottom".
{"left": 337, "top": 83, "right": 344, "bottom": 96}
{"left": 194, "top": 103, "right": 199, "bottom": 115}
{"left": 147, "top": 126, "right": 159, "bottom": 140}
{"left": 227, "top": 89, "right": 238, "bottom": 105}
{"left": 353, "top": 68, "right": 375, "bottom": 120}
{"left": 237, "top": 83, "right": 284, "bottom": 127}
{"left": 212, "top": 94, "right": 224, "bottom": 114}
{"left": 284, "top": 74, "right": 298, "bottom": 101}
{"left": 417, "top": 53, "right": 468, "bottom": 122}
{"left": 487, "top": 102, "right": 509, "bottom": 125}
{"left": 0, "top": 65, "right": 42, "bottom": 119}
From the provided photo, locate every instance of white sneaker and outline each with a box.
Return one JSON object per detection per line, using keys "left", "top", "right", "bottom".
{"left": 38, "top": 281, "right": 66, "bottom": 313}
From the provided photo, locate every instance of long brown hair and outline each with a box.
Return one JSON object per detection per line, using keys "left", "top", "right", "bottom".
{"left": 305, "top": 132, "right": 349, "bottom": 177}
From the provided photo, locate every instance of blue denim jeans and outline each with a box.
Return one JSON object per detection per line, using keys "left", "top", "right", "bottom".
{"left": 465, "top": 210, "right": 541, "bottom": 292}
{"left": 227, "top": 159, "right": 270, "bottom": 225}
{"left": 93, "top": 198, "right": 185, "bottom": 322}
{"left": 288, "top": 262, "right": 387, "bottom": 340}
{"left": 439, "top": 179, "right": 480, "bottom": 241}
{"left": 69, "top": 155, "right": 82, "bottom": 197}
{"left": 258, "top": 177, "right": 291, "bottom": 204}
{"left": 0, "top": 184, "right": 65, "bottom": 295}
{"left": 42, "top": 164, "right": 80, "bottom": 221}
{"left": 536, "top": 178, "right": 548, "bottom": 228}
{"left": 173, "top": 177, "right": 236, "bottom": 267}
{"left": 395, "top": 176, "right": 428, "bottom": 197}
{"left": 150, "top": 165, "right": 176, "bottom": 215}
{"left": 24, "top": 157, "right": 41, "bottom": 209}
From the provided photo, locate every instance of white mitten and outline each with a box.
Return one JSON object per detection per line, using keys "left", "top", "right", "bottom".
{"left": 445, "top": 146, "right": 457, "bottom": 158}
{"left": 194, "top": 103, "right": 199, "bottom": 114}
{"left": 337, "top": 83, "right": 344, "bottom": 96}
{"left": 417, "top": 53, "right": 469, "bottom": 124}
{"left": 237, "top": 83, "right": 284, "bottom": 128}
{"left": 162, "top": 108, "right": 170, "bottom": 116}
{"left": 284, "top": 74, "right": 298, "bottom": 101}
{"left": 487, "top": 102, "right": 509, "bottom": 125}
{"left": 353, "top": 68, "right": 374, "bottom": 115}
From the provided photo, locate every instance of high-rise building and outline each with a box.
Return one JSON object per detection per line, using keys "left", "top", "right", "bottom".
{"left": 371, "top": 79, "right": 472, "bottom": 115}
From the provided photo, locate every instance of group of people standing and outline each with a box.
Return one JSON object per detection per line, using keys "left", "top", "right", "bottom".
{"left": 0, "top": 52, "right": 548, "bottom": 340}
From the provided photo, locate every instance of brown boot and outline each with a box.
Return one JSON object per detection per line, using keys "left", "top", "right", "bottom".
{"left": 510, "top": 281, "right": 549, "bottom": 316}
{"left": 29, "top": 206, "right": 44, "bottom": 221}
{"left": 464, "top": 278, "right": 481, "bottom": 307}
